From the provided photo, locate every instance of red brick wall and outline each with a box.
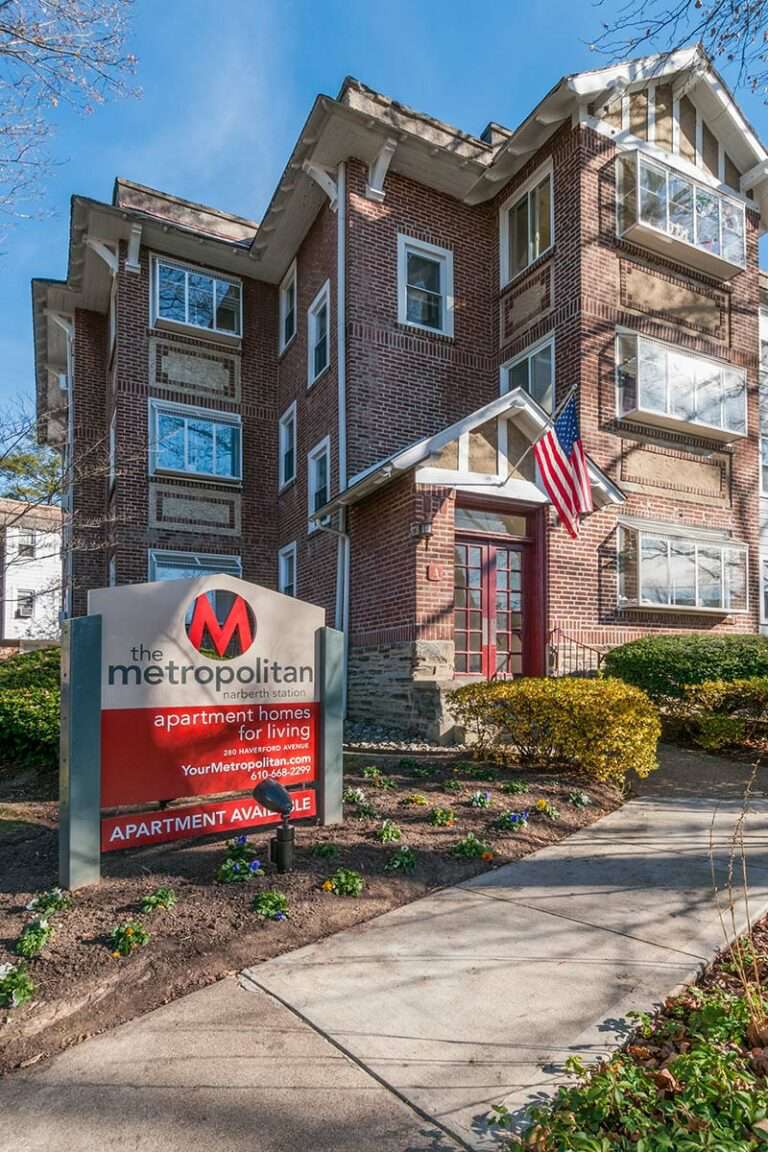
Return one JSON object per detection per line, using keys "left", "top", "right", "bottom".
{"left": 70, "top": 307, "right": 108, "bottom": 615}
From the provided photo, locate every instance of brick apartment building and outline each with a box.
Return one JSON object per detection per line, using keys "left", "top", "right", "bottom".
{"left": 32, "top": 46, "right": 768, "bottom": 738}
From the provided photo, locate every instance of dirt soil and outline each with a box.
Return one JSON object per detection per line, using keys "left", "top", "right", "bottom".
{"left": 0, "top": 754, "right": 620, "bottom": 1075}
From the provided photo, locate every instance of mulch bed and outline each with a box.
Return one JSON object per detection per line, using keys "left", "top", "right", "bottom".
{"left": 0, "top": 755, "right": 620, "bottom": 1075}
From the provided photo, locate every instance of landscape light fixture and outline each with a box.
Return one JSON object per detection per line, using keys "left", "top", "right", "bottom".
{"left": 253, "top": 778, "right": 295, "bottom": 873}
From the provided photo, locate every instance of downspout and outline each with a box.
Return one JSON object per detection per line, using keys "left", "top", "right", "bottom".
{"left": 334, "top": 161, "right": 350, "bottom": 716}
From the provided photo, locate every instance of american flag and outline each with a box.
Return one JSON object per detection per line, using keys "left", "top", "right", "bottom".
{"left": 533, "top": 394, "right": 592, "bottom": 540}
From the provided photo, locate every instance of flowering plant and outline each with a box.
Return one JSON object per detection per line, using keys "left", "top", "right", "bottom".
{"left": 429, "top": 806, "right": 456, "bottom": 827}
{"left": 110, "top": 920, "right": 149, "bottom": 957}
{"left": 384, "top": 846, "right": 417, "bottom": 873}
{"left": 534, "top": 798, "right": 560, "bottom": 821}
{"left": 252, "top": 890, "right": 288, "bottom": 921}
{"left": 0, "top": 962, "right": 35, "bottom": 1008}
{"left": 469, "top": 790, "right": 492, "bottom": 809}
{"left": 15, "top": 917, "right": 54, "bottom": 958}
{"left": 401, "top": 792, "right": 428, "bottom": 806}
{"left": 322, "top": 868, "right": 364, "bottom": 896}
{"left": 217, "top": 856, "right": 265, "bottom": 884}
{"left": 375, "top": 819, "right": 402, "bottom": 844}
{"left": 451, "top": 832, "right": 493, "bottom": 860}
{"left": 141, "top": 886, "right": 177, "bottom": 912}
{"left": 25, "top": 886, "right": 71, "bottom": 915}
{"left": 567, "top": 790, "right": 592, "bottom": 808}
{"left": 493, "top": 809, "right": 530, "bottom": 832}
{"left": 342, "top": 787, "right": 378, "bottom": 818}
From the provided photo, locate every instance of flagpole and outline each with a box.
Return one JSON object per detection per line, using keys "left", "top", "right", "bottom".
{"left": 507, "top": 383, "right": 579, "bottom": 477}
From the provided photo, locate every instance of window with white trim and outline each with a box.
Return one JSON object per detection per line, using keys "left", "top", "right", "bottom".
{"left": 152, "top": 257, "right": 242, "bottom": 337}
{"left": 278, "top": 402, "right": 297, "bottom": 489}
{"left": 15, "top": 589, "right": 35, "bottom": 619}
{"left": 760, "top": 327, "right": 768, "bottom": 495}
{"left": 616, "top": 332, "right": 746, "bottom": 437}
{"left": 618, "top": 524, "right": 748, "bottom": 613}
{"left": 500, "top": 164, "right": 553, "bottom": 285}
{"left": 308, "top": 436, "right": 331, "bottom": 526}
{"left": 148, "top": 550, "right": 242, "bottom": 582}
{"left": 278, "top": 542, "right": 297, "bottom": 597}
{"left": 150, "top": 401, "right": 242, "bottom": 481}
{"left": 501, "top": 337, "right": 554, "bottom": 413}
{"left": 16, "top": 528, "right": 36, "bottom": 559}
{"left": 761, "top": 552, "right": 768, "bottom": 626}
{"left": 397, "top": 235, "right": 454, "bottom": 337}
{"left": 279, "top": 260, "right": 297, "bottom": 353}
{"left": 308, "top": 280, "right": 331, "bottom": 385}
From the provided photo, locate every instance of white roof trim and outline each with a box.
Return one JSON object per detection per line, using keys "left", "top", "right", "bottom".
{"left": 566, "top": 47, "right": 700, "bottom": 96}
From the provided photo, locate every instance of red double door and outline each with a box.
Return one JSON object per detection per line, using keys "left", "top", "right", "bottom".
{"left": 454, "top": 522, "right": 543, "bottom": 679}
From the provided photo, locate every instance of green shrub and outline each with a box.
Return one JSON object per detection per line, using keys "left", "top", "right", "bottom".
{"left": 0, "top": 647, "right": 59, "bottom": 690}
{"left": 448, "top": 677, "right": 659, "bottom": 787}
{"left": 677, "top": 677, "right": 768, "bottom": 750}
{"left": 0, "top": 687, "right": 60, "bottom": 769}
{"left": 603, "top": 634, "right": 768, "bottom": 701}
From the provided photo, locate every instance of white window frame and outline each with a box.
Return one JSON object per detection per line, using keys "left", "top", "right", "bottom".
{"left": 279, "top": 259, "right": 297, "bottom": 354}
{"left": 307, "top": 435, "right": 331, "bottom": 531}
{"left": 499, "top": 159, "right": 555, "bottom": 287}
{"left": 617, "top": 523, "right": 749, "bottom": 614}
{"left": 278, "top": 401, "right": 297, "bottom": 490}
{"left": 614, "top": 328, "right": 747, "bottom": 438}
{"left": 15, "top": 589, "right": 35, "bottom": 619}
{"left": 761, "top": 551, "right": 768, "bottom": 627}
{"left": 15, "top": 528, "right": 36, "bottom": 559}
{"left": 148, "top": 549, "right": 242, "bottom": 582}
{"left": 307, "top": 279, "right": 331, "bottom": 387}
{"left": 149, "top": 399, "right": 242, "bottom": 483}
{"left": 150, "top": 254, "right": 242, "bottom": 339}
{"left": 397, "top": 234, "right": 455, "bottom": 338}
{"left": 278, "top": 541, "right": 298, "bottom": 597}
{"left": 500, "top": 334, "right": 556, "bottom": 413}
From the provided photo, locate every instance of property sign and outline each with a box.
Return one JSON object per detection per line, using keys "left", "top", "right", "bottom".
{"left": 59, "top": 576, "right": 344, "bottom": 888}
{"left": 89, "top": 575, "right": 325, "bottom": 807}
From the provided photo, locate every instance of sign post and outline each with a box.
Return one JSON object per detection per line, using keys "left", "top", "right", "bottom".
{"left": 59, "top": 576, "right": 345, "bottom": 888}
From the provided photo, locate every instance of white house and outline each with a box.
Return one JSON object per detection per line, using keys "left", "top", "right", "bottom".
{"left": 0, "top": 500, "right": 62, "bottom": 644}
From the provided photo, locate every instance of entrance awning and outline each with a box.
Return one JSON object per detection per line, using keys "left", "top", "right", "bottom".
{"left": 313, "top": 388, "right": 624, "bottom": 523}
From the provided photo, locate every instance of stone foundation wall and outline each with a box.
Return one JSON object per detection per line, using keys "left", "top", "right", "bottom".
{"left": 347, "top": 639, "right": 458, "bottom": 742}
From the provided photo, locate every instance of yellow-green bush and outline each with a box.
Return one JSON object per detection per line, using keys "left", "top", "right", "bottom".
{"left": 677, "top": 677, "right": 768, "bottom": 751}
{"left": 447, "top": 677, "right": 659, "bottom": 786}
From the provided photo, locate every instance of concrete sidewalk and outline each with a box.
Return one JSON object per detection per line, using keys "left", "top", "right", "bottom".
{"left": 2, "top": 746, "right": 767, "bottom": 1151}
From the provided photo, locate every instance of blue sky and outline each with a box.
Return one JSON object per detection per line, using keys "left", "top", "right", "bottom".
{"left": 2, "top": 0, "right": 767, "bottom": 408}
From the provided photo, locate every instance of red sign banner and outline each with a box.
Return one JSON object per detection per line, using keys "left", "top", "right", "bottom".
{"left": 101, "top": 701, "right": 318, "bottom": 806}
{"left": 101, "top": 788, "right": 317, "bottom": 852}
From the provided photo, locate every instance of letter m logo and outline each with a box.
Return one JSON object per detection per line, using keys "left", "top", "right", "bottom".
{"left": 186, "top": 591, "right": 255, "bottom": 658}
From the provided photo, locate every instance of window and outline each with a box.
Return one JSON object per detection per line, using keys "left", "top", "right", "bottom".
{"left": 501, "top": 338, "right": 555, "bottom": 413}
{"left": 307, "top": 280, "right": 331, "bottom": 385}
{"left": 109, "top": 408, "right": 117, "bottom": 491}
{"left": 617, "top": 151, "right": 746, "bottom": 274}
{"left": 16, "top": 529, "right": 36, "bottom": 559}
{"left": 278, "top": 402, "right": 297, "bottom": 489}
{"left": 308, "top": 436, "right": 331, "bottom": 527}
{"left": 500, "top": 164, "right": 553, "bottom": 285}
{"left": 762, "top": 552, "right": 768, "bottom": 626}
{"left": 397, "top": 235, "right": 454, "bottom": 337}
{"left": 15, "top": 590, "right": 34, "bottom": 619}
{"left": 278, "top": 542, "right": 297, "bottom": 597}
{"left": 279, "top": 260, "right": 297, "bottom": 353}
{"left": 616, "top": 332, "right": 746, "bottom": 438}
{"left": 152, "top": 257, "right": 242, "bottom": 337}
{"left": 149, "top": 550, "right": 242, "bottom": 582}
{"left": 618, "top": 524, "right": 747, "bottom": 613}
{"left": 150, "top": 401, "right": 242, "bottom": 481}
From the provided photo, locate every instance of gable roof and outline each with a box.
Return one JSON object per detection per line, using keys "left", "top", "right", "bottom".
{"left": 313, "top": 389, "right": 624, "bottom": 521}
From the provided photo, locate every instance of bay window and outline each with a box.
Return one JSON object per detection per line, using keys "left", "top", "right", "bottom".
{"left": 153, "top": 257, "right": 242, "bottom": 336}
{"left": 618, "top": 524, "right": 748, "bottom": 613}
{"left": 617, "top": 151, "right": 746, "bottom": 278}
{"left": 150, "top": 401, "right": 242, "bottom": 481}
{"left": 616, "top": 332, "right": 746, "bottom": 439}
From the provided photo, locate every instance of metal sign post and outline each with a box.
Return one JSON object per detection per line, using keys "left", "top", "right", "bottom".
{"left": 59, "top": 615, "right": 102, "bottom": 889}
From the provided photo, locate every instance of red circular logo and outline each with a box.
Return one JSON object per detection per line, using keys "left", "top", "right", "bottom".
{"left": 185, "top": 590, "right": 256, "bottom": 659}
